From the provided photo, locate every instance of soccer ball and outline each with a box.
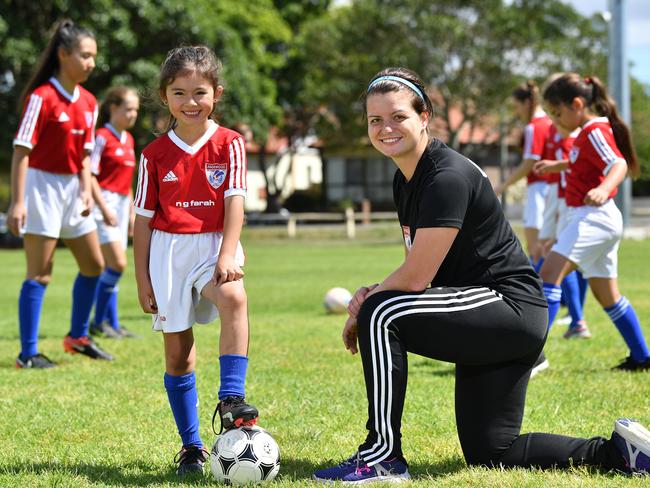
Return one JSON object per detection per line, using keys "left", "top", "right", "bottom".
{"left": 324, "top": 287, "right": 352, "bottom": 314}
{"left": 210, "top": 426, "right": 280, "bottom": 484}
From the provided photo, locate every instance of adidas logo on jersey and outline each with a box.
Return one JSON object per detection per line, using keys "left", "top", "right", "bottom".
{"left": 58, "top": 112, "right": 70, "bottom": 122}
{"left": 163, "top": 171, "right": 178, "bottom": 182}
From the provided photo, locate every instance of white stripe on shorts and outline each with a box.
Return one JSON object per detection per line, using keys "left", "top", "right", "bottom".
{"left": 359, "top": 287, "right": 503, "bottom": 466}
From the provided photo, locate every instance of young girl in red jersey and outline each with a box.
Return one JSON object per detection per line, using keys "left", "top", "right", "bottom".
{"left": 89, "top": 86, "right": 140, "bottom": 338}
{"left": 8, "top": 19, "right": 113, "bottom": 368}
{"left": 495, "top": 81, "right": 552, "bottom": 269}
{"left": 535, "top": 73, "right": 650, "bottom": 371}
{"left": 133, "top": 46, "right": 258, "bottom": 476}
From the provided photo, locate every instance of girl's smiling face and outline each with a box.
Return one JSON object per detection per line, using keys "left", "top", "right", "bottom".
{"left": 163, "top": 70, "right": 223, "bottom": 129}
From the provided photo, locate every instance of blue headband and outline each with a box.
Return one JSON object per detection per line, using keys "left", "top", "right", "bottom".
{"left": 367, "top": 75, "right": 425, "bottom": 102}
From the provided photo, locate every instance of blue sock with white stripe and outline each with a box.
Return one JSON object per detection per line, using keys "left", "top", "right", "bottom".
{"left": 93, "top": 267, "right": 121, "bottom": 327}
{"left": 164, "top": 371, "right": 202, "bottom": 448}
{"left": 70, "top": 273, "right": 100, "bottom": 338}
{"left": 543, "top": 283, "right": 562, "bottom": 330}
{"left": 106, "top": 290, "right": 120, "bottom": 330}
{"left": 561, "top": 271, "right": 583, "bottom": 326}
{"left": 533, "top": 257, "right": 545, "bottom": 274}
{"left": 577, "top": 270, "right": 588, "bottom": 307}
{"left": 604, "top": 297, "right": 650, "bottom": 363}
{"left": 219, "top": 354, "right": 248, "bottom": 399}
{"left": 18, "top": 280, "right": 47, "bottom": 359}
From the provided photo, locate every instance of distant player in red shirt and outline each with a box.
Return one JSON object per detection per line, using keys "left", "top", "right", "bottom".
{"left": 89, "top": 86, "right": 140, "bottom": 339}
{"left": 133, "top": 45, "right": 258, "bottom": 476}
{"left": 535, "top": 73, "right": 650, "bottom": 371}
{"left": 495, "top": 81, "right": 552, "bottom": 270}
{"left": 8, "top": 19, "right": 113, "bottom": 368}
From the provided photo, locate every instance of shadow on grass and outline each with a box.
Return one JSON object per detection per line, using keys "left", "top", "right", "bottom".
{"left": 410, "top": 359, "right": 455, "bottom": 377}
{"left": 0, "top": 459, "right": 211, "bottom": 486}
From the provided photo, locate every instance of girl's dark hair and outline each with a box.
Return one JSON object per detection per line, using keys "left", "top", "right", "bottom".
{"left": 97, "top": 86, "right": 138, "bottom": 127}
{"left": 19, "top": 19, "right": 95, "bottom": 110}
{"left": 363, "top": 67, "right": 434, "bottom": 119}
{"left": 512, "top": 80, "right": 539, "bottom": 122}
{"left": 158, "top": 45, "right": 222, "bottom": 132}
{"left": 543, "top": 73, "right": 639, "bottom": 178}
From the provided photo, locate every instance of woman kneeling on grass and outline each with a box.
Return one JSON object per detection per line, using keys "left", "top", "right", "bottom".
{"left": 312, "top": 67, "right": 650, "bottom": 484}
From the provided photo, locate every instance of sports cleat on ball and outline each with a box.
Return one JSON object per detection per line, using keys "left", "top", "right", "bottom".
{"left": 611, "top": 418, "right": 650, "bottom": 475}
{"left": 174, "top": 444, "right": 209, "bottom": 476}
{"left": 313, "top": 453, "right": 411, "bottom": 484}
{"left": 212, "top": 396, "right": 259, "bottom": 434}
{"left": 15, "top": 353, "right": 57, "bottom": 369}
{"left": 63, "top": 335, "right": 114, "bottom": 360}
{"left": 612, "top": 356, "right": 650, "bottom": 372}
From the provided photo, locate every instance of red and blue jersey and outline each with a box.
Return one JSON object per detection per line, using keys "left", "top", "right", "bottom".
{"left": 13, "top": 77, "right": 97, "bottom": 174}
{"left": 522, "top": 112, "right": 553, "bottom": 184}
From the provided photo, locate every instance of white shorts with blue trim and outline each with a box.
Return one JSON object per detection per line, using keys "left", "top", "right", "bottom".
{"left": 149, "top": 230, "right": 245, "bottom": 333}
{"left": 523, "top": 181, "right": 548, "bottom": 230}
{"left": 23, "top": 167, "right": 96, "bottom": 239}
{"left": 551, "top": 199, "right": 622, "bottom": 279}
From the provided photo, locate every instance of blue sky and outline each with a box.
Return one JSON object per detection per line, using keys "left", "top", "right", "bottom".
{"left": 564, "top": 1, "right": 649, "bottom": 84}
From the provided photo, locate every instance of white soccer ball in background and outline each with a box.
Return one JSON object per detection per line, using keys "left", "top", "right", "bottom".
{"left": 323, "top": 287, "right": 352, "bottom": 314}
{"left": 211, "top": 426, "right": 280, "bottom": 484}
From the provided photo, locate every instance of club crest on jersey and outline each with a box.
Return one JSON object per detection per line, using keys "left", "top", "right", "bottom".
{"left": 205, "top": 163, "right": 227, "bottom": 189}
{"left": 569, "top": 147, "right": 579, "bottom": 164}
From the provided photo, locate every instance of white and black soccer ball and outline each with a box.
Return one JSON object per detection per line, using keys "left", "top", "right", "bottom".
{"left": 210, "top": 426, "right": 280, "bottom": 485}
{"left": 324, "top": 287, "right": 352, "bottom": 314}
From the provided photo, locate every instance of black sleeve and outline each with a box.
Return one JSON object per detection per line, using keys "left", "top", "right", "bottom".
{"left": 416, "top": 168, "right": 472, "bottom": 229}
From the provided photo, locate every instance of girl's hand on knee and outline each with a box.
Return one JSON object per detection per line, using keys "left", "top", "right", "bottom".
{"left": 342, "top": 315, "right": 359, "bottom": 354}
{"left": 213, "top": 254, "right": 244, "bottom": 286}
{"left": 348, "top": 284, "right": 378, "bottom": 318}
{"left": 137, "top": 279, "right": 158, "bottom": 314}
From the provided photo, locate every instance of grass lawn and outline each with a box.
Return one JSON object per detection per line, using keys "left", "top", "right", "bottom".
{"left": 0, "top": 228, "right": 648, "bottom": 487}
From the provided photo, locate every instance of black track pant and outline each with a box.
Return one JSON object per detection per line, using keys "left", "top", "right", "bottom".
{"left": 355, "top": 286, "right": 624, "bottom": 471}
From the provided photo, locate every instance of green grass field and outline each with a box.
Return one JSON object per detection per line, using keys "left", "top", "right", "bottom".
{"left": 0, "top": 228, "right": 648, "bottom": 487}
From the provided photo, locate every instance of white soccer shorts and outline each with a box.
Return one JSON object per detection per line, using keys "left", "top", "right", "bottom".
{"left": 552, "top": 199, "right": 622, "bottom": 279}
{"left": 23, "top": 167, "right": 97, "bottom": 239}
{"left": 523, "top": 181, "right": 548, "bottom": 230}
{"left": 538, "top": 182, "right": 559, "bottom": 240}
{"left": 556, "top": 198, "right": 569, "bottom": 238}
{"left": 94, "top": 189, "right": 130, "bottom": 248}
{"left": 149, "top": 230, "right": 245, "bottom": 333}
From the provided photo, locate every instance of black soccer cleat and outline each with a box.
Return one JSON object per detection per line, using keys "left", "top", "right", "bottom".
{"left": 212, "top": 396, "right": 259, "bottom": 434}
{"left": 89, "top": 320, "right": 122, "bottom": 339}
{"left": 63, "top": 335, "right": 115, "bottom": 360}
{"left": 174, "top": 445, "right": 209, "bottom": 476}
{"left": 613, "top": 356, "right": 650, "bottom": 372}
{"left": 15, "top": 353, "right": 57, "bottom": 369}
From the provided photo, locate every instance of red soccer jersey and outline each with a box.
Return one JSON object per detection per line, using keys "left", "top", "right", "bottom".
{"left": 566, "top": 117, "right": 623, "bottom": 207}
{"left": 556, "top": 128, "right": 579, "bottom": 199}
{"left": 522, "top": 112, "right": 553, "bottom": 184}
{"left": 13, "top": 77, "right": 97, "bottom": 174}
{"left": 134, "top": 121, "right": 247, "bottom": 233}
{"left": 542, "top": 125, "right": 561, "bottom": 186}
{"left": 91, "top": 124, "right": 136, "bottom": 196}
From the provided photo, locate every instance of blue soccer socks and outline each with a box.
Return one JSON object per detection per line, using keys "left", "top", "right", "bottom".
{"left": 218, "top": 354, "right": 248, "bottom": 400}
{"left": 605, "top": 297, "right": 650, "bottom": 363}
{"left": 93, "top": 267, "right": 122, "bottom": 329}
{"left": 543, "top": 283, "right": 562, "bottom": 330}
{"left": 561, "top": 271, "right": 584, "bottom": 326}
{"left": 18, "top": 280, "right": 47, "bottom": 359}
{"left": 70, "top": 273, "right": 100, "bottom": 338}
{"left": 165, "top": 371, "right": 203, "bottom": 448}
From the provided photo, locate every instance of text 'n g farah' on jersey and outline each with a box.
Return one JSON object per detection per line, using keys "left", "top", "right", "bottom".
{"left": 394, "top": 139, "right": 546, "bottom": 307}
{"left": 522, "top": 112, "right": 553, "bottom": 185}
{"left": 565, "top": 117, "right": 624, "bottom": 207}
{"left": 90, "top": 124, "right": 136, "bottom": 196}
{"left": 13, "top": 77, "right": 98, "bottom": 174}
{"left": 133, "top": 120, "right": 247, "bottom": 233}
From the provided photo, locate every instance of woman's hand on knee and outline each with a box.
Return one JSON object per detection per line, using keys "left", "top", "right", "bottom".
{"left": 342, "top": 315, "right": 359, "bottom": 354}
{"left": 348, "top": 284, "right": 378, "bottom": 318}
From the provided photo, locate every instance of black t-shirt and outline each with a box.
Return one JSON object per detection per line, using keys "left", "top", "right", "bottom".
{"left": 393, "top": 139, "right": 546, "bottom": 307}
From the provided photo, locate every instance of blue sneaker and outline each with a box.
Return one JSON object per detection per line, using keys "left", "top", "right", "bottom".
{"left": 313, "top": 452, "right": 361, "bottom": 482}
{"left": 612, "top": 418, "right": 650, "bottom": 475}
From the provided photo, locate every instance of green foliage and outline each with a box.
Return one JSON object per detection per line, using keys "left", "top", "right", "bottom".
{"left": 631, "top": 79, "right": 650, "bottom": 185}
{"left": 0, "top": 234, "right": 649, "bottom": 486}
